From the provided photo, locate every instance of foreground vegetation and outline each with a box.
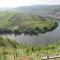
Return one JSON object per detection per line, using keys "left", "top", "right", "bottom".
{"left": 0, "top": 11, "right": 58, "bottom": 35}
{"left": 0, "top": 36, "right": 60, "bottom": 60}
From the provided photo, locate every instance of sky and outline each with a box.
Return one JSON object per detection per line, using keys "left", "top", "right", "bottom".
{"left": 0, "top": 0, "right": 60, "bottom": 8}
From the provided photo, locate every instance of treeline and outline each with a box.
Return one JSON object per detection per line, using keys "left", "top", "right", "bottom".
{"left": 23, "top": 21, "right": 58, "bottom": 35}
{"left": 0, "top": 28, "right": 21, "bottom": 35}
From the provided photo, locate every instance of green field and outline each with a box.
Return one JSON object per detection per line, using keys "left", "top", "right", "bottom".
{"left": 0, "top": 11, "right": 58, "bottom": 35}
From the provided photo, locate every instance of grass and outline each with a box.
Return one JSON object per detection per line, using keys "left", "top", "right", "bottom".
{"left": 0, "top": 36, "right": 60, "bottom": 60}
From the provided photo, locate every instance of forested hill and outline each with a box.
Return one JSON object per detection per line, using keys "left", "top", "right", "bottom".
{"left": 15, "top": 5, "right": 60, "bottom": 14}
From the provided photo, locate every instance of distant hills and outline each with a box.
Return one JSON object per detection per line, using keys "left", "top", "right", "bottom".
{"left": 0, "top": 5, "right": 60, "bottom": 14}
{"left": 15, "top": 5, "right": 60, "bottom": 14}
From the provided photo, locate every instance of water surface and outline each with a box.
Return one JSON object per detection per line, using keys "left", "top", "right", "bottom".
{"left": 7, "top": 20, "right": 60, "bottom": 45}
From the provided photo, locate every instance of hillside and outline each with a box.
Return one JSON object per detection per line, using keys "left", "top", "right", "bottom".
{"left": 0, "top": 36, "right": 60, "bottom": 60}
{"left": 0, "top": 36, "right": 19, "bottom": 48}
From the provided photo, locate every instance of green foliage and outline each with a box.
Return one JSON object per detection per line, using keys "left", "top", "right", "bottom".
{"left": 0, "top": 36, "right": 60, "bottom": 60}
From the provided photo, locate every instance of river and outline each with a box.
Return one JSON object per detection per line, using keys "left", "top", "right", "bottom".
{"left": 7, "top": 20, "right": 60, "bottom": 46}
